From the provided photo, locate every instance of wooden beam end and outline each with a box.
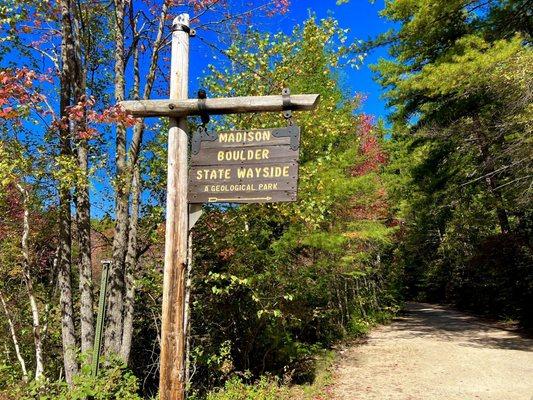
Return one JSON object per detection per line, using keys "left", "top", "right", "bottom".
{"left": 311, "top": 94, "right": 320, "bottom": 109}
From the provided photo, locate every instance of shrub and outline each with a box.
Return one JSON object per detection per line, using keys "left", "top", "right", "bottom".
{"left": 206, "top": 377, "right": 285, "bottom": 400}
{"left": 2, "top": 358, "right": 143, "bottom": 400}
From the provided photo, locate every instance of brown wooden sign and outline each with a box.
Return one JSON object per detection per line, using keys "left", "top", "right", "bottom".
{"left": 189, "top": 127, "right": 300, "bottom": 204}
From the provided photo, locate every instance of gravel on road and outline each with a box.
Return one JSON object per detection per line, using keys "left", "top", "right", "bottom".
{"left": 332, "top": 302, "right": 533, "bottom": 400}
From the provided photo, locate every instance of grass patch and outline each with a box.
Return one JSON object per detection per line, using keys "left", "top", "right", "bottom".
{"left": 347, "top": 308, "right": 397, "bottom": 338}
{"left": 205, "top": 350, "right": 336, "bottom": 400}
{"left": 285, "top": 349, "right": 335, "bottom": 399}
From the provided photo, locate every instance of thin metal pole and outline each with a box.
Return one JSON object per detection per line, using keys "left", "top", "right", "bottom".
{"left": 159, "top": 13, "right": 190, "bottom": 400}
{"left": 92, "top": 260, "right": 110, "bottom": 377}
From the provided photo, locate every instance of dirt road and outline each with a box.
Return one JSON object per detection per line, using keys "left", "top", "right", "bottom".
{"left": 332, "top": 302, "right": 533, "bottom": 400}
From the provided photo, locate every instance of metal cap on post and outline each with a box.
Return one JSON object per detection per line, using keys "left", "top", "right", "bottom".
{"left": 160, "top": 13, "right": 190, "bottom": 400}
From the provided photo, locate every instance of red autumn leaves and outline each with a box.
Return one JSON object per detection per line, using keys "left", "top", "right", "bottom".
{"left": 54, "top": 99, "right": 140, "bottom": 139}
{"left": 1, "top": 67, "right": 139, "bottom": 139}
{"left": 353, "top": 114, "right": 387, "bottom": 176}
{"left": 0, "top": 68, "right": 48, "bottom": 120}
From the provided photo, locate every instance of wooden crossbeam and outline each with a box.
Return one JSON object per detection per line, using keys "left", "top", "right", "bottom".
{"left": 119, "top": 94, "right": 320, "bottom": 117}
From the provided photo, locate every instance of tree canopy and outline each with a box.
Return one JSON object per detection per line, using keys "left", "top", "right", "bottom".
{"left": 374, "top": 0, "right": 532, "bottom": 322}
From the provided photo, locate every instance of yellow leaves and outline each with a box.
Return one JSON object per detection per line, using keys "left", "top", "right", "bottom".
{"left": 0, "top": 141, "right": 28, "bottom": 188}
{"left": 52, "top": 154, "right": 87, "bottom": 191}
{"left": 207, "top": 272, "right": 251, "bottom": 296}
{"left": 343, "top": 231, "right": 363, "bottom": 239}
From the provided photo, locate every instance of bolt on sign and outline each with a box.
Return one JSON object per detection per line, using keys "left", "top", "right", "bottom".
{"left": 189, "top": 126, "right": 300, "bottom": 203}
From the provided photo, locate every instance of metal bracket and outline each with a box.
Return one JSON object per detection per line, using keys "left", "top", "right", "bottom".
{"left": 191, "top": 125, "right": 218, "bottom": 155}
{"left": 282, "top": 87, "right": 293, "bottom": 119}
{"left": 198, "top": 90, "right": 210, "bottom": 126}
{"left": 172, "top": 23, "right": 196, "bottom": 37}
{"left": 272, "top": 125, "right": 300, "bottom": 151}
{"left": 282, "top": 88, "right": 291, "bottom": 109}
{"left": 189, "top": 204, "right": 203, "bottom": 230}
{"left": 282, "top": 87, "right": 294, "bottom": 124}
{"left": 191, "top": 90, "right": 215, "bottom": 155}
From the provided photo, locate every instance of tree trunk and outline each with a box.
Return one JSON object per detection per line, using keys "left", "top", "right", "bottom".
{"left": 106, "top": 0, "right": 169, "bottom": 358}
{"left": 120, "top": 162, "right": 140, "bottom": 363}
{"left": 71, "top": 0, "right": 95, "bottom": 356}
{"left": 59, "top": 0, "right": 79, "bottom": 384}
{"left": 118, "top": 12, "right": 141, "bottom": 363}
{"left": 58, "top": 186, "right": 79, "bottom": 385}
{"left": 0, "top": 290, "right": 28, "bottom": 381}
{"left": 184, "top": 232, "right": 193, "bottom": 386}
{"left": 76, "top": 141, "right": 95, "bottom": 355}
{"left": 15, "top": 184, "right": 44, "bottom": 380}
{"left": 475, "top": 129, "right": 511, "bottom": 234}
{"left": 105, "top": 0, "right": 127, "bottom": 356}
{"left": 485, "top": 175, "right": 511, "bottom": 234}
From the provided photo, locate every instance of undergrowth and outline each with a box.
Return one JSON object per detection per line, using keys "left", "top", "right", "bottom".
{"left": 204, "top": 307, "right": 398, "bottom": 400}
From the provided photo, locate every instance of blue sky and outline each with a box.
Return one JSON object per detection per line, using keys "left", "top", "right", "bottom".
{"left": 188, "top": 0, "right": 394, "bottom": 119}
{"left": 272, "top": 0, "right": 392, "bottom": 117}
{"left": 286, "top": 0, "right": 393, "bottom": 118}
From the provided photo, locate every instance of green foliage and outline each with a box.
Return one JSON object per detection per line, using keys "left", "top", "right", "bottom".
{"left": 375, "top": 0, "right": 532, "bottom": 324}
{"left": 206, "top": 377, "right": 283, "bottom": 400}
{"left": 204, "top": 349, "right": 336, "bottom": 400}
{"left": 347, "top": 308, "right": 396, "bottom": 337}
{"left": 3, "top": 358, "right": 142, "bottom": 400}
{"left": 0, "top": 9, "right": 402, "bottom": 400}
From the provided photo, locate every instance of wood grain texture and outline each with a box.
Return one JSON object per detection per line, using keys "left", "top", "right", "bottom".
{"left": 120, "top": 94, "right": 320, "bottom": 117}
{"left": 159, "top": 13, "right": 189, "bottom": 400}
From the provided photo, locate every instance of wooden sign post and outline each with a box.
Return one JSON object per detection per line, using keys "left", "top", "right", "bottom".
{"left": 119, "top": 13, "right": 319, "bottom": 400}
{"left": 158, "top": 13, "right": 189, "bottom": 400}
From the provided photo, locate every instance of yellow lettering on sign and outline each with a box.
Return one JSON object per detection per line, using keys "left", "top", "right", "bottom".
{"left": 258, "top": 183, "right": 278, "bottom": 190}
{"left": 204, "top": 184, "right": 259, "bottom": 193}
{"left": 217, "top": 149, "right": 270, "bottom": 162}
{"left": 237, "top": 165, "right": 291, "bottom": 179}
{"left": 219, "top": 130, "right": 272, "bottom": 144}
{"left": 196, "top": 168, "right": 231, "bottom": 180}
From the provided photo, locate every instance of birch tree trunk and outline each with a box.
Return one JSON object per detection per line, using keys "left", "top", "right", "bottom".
{"left": 15, "top": 184, "right": 44, "bottom": 380}
{"left": 0, "top": 290, "right": 28, "bottom": 381}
